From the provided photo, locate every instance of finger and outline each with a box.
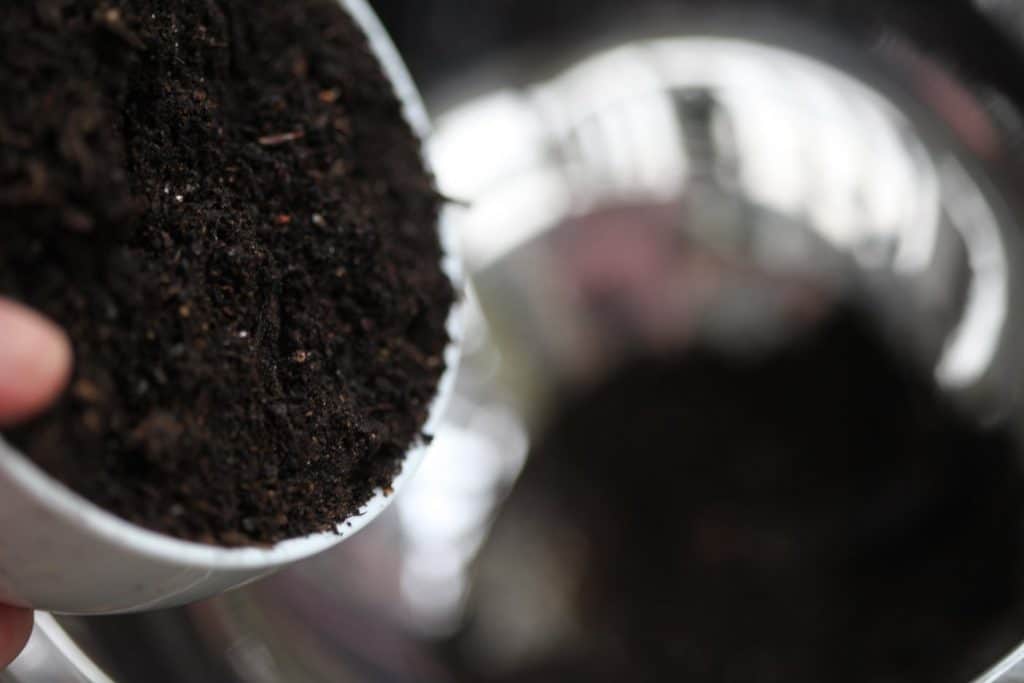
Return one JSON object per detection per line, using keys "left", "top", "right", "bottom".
{"left": 0, "top": 299, "right": 72, "bottom": 426}
{"left": 0, "top": 605, "right": 32, "bottom": 669}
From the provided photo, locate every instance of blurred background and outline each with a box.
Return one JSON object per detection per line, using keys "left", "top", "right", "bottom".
{"left": 11, "top": 0, "right": 1024, "bottom": 681}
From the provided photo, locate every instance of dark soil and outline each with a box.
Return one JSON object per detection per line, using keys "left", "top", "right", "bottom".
{"left": 0, "top": 0, "right": 453, "bottom": 546}
{"left": 469, "top": 311, "right": 1024, "bottom": 682}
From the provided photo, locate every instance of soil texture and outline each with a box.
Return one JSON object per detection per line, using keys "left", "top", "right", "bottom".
{"left": 0, "top": 0, "right": 453, "bottom": 545}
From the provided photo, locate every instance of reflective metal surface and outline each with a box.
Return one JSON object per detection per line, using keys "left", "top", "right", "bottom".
{"left": 2, "top": 615, "right": 113, "bottom": 683}
{"left": 426, "top": 21, "right": 1024, "bottom": 680}
{"left": 431, "top": 30, "right": 1024, "bottom": 435}
{"left": 976, "top": 0, "right": 1024, "bottom": 46}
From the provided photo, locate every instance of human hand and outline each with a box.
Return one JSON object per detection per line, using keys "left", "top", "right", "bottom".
{"left": 0, "top": 298, "right": 71, "bottom": 668}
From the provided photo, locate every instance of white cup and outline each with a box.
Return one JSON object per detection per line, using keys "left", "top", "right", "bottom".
{"left": 0, "top": 0, "right": 463, "bottom": 615}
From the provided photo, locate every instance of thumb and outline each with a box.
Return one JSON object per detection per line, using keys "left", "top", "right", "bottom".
{"left": 0, "top": 299, "right": 71, "bottom": 426}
